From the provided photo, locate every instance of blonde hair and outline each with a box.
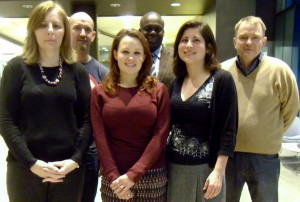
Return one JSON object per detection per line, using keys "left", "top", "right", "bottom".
{"left": 22, "top": 1, "right": 74, "bottom": 64}
{"left": 234, "top": 16, "right": 266, "bottom": 36}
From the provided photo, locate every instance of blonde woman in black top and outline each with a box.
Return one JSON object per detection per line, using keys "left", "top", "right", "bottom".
{"left": 0, "top": 1, "right": 91, "bottom": 201}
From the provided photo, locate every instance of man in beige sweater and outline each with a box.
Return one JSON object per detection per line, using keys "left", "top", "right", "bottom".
{"left": 222, "top": 16, "right": 299, "bottom": 202}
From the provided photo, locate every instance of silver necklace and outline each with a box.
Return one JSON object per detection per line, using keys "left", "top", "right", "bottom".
{"left": 38, "top": 59, "right": 63, "bottom": 86}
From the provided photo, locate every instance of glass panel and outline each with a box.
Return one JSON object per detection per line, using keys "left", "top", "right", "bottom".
{"left": 97, "top": 15, "right": 200, "bottom": 67}
{"left": 0, "top": 37, "right": 22, "bottom": 76}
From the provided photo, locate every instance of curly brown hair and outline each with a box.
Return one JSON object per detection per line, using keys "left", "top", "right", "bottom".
{"left": 103, "top": 28, "right": 158, "bottom": 96}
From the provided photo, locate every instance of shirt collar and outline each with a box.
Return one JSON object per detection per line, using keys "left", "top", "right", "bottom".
{"left": 235, "top": 52, "right": 263, "bottom": 76}
{"left": 153, "top": 45, "right": 162, "bottom": 58}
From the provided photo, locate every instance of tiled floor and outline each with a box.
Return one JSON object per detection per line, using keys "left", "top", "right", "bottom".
{"left": 1, "top": 136, "right": 299, "bottom": 202}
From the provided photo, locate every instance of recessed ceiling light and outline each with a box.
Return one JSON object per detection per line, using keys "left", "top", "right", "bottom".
{"left": 22, "top": 4, "right": 33, "bottom": 9}
{"left": 171, "top": 2, "right": 181, "bottom": 7}
{"left": 110, "top": 3, "right": 121, "bottom": 7}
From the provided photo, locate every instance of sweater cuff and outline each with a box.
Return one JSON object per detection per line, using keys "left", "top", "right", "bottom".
{"left": 126, "top": 164, "right": 144, "bottom": 183}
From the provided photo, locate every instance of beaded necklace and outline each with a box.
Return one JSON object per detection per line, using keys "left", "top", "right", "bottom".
{"left": 38, "top": 59, "right": 63, "bottom": 86}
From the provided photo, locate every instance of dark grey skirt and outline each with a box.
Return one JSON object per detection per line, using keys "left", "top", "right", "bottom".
{"left": 167, "top": 162, "right": 225, "bottom": 202}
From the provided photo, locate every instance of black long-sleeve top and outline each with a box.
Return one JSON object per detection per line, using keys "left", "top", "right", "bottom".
{"left": 0, "top": 57, "right": 91, "bottom": 168}
{"left": 167, "top": 68, "right": 238, "bottom": 167}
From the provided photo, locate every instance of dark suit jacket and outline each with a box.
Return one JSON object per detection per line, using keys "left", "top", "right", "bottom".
{"left": 157, "top": 45, "right": 175, "bottom": 90}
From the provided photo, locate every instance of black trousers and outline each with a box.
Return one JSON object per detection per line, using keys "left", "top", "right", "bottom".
{"left": 7, "top": 162, "right": 85, "bottom": 202}
{"left": 81, "top": 151, "right": 99, "bottom": 202}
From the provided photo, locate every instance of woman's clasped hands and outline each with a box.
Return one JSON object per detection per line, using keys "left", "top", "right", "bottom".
{"left": 110, "top": 174, "right": 135, "bottom": 200}
{"left": 30, "top": 159, "right": 79, "bottom": 183}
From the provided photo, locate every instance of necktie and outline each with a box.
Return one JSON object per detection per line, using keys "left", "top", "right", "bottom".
{"left": 151, "top": 53, "right": 159, "bottom": 76}
{"left": 152, "top": 53, "right": 160, "bottom": 64}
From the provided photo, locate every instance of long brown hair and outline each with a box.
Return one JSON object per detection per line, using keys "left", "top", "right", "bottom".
{"left": 173, "top": 20, "right": 220, "bottom": 79}
{"left": 103, "top": 28, "right": 157, "bottom": 96}
{"left": 22, "top": 1, "right": 74, "bottom": 64}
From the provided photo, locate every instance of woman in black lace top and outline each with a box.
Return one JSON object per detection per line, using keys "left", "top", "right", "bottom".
{"left": 166, "top": 20, "right": 238, "bottom": 202}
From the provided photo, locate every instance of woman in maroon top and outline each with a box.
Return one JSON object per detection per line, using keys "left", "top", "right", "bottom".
{"left": 90, "top": 29, "right": 170, "bottom": 201}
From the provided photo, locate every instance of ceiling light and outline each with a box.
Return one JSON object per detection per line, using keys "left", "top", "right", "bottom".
{"left": 110, "top": 3, "right": 121, "bottom": 7}
{"left": 171, "top": 2, "right": 181, "bottom": 7}
{"left": 22, "top": 4, "right": 33, "bottom": 9}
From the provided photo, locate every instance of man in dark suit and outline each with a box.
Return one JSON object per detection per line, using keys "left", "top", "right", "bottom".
{"left": 139, "top": 11, "right": 175, "bottom": 90}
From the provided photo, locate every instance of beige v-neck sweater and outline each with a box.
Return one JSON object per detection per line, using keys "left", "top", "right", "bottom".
{"left": 222, "top": 55, "right": 299, "bottom": 154}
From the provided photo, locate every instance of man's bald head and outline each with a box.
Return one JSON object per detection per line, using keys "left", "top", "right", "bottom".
{"left": 69, "top": 12, "right": 96, "bottom": 59}
{"left": 140, "top": 11, "right": 164, "bottom": 29}
{"left": 69, "top": 12, "right": 95, "bottom": 29}
{"left": 139, "top": 11, "right": 165, "bottom": 52}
